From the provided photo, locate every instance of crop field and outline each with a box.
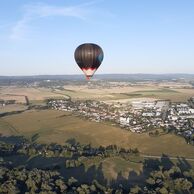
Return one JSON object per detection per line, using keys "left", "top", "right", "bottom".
{"left": 0, "top": 84, "right": 193, "bottom": 103}
{"left": 126, "top": 88, "right": 194, "bottom": 102}
{"left": 63, "top": 85, "right": 194, "bottom": 102}
{"left": 64, "top": 84, "right": 161, "bottom": 95}
{"left": 1, "top": 110, "right": 194, "bottom": 158}
{"left": 53, "top": 88, "right": 107, "bottom": 100}
{"left": 103, "top": 89, "right": 194, "bottom": 103}
{"left": 0, "top": 86, "right": 67, "bottom": 103}
{"left": 0, "top": 104, "right": 28, "bottom": 114}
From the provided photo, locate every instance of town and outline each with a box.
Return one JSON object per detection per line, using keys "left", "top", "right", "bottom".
{"left": 47, "top": 97, "right": 194, "bottom": 145}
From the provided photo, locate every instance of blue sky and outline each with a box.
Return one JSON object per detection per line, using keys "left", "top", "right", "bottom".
{"left": 0, "top": 0, "right": 194, "bottom": 75}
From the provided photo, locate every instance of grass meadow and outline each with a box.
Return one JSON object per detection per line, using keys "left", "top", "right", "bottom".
{"left": 1, "top": 110, "right": 194, "bottom": 158}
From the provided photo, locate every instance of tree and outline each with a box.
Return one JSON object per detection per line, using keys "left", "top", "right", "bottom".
{"left": 55, "top": 179, "right": 67, "bottom": 192}
{"left": 68, "top": 177, "right": 78, "bottom": 187}
{"left": 146, "top": 177, "right": 155, "bottom": 185}
{"left": 155, "top": 130, "right": 159, "bottom": 136}
{"left": 130, "top": 185, "right": 142, "bottom": 194}
{"left": 92, "top": 180, "right": 106, "bottom": 192}
{"left": 26, "top": 178, "right": 38, "bottom": 192}
{"left": 0, "top": 180, "right": 20, "bottom": 194}
{"left": 159, "top": 187, "right": 169, "bottom": 194}
{"left": 174, "top": 178, "right": 192, "bottom": 192}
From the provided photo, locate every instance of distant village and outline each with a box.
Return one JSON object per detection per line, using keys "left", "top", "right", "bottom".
{"left": 48, "top": 97, "right": 194, "bottom": 144}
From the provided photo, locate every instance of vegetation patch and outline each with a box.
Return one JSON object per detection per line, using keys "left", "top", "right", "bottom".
{"left": 1, "top": 110, "right": 194, "bottom": 158}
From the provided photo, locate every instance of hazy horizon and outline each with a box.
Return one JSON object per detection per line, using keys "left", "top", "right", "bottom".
{"left": 1, "top": 71, "right": 194, "bottom": 77}
{"left": 1, "top": 72, "right": 194, "bottom": 77}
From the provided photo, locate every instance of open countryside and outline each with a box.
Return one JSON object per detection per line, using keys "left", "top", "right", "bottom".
{"left": 0, "top": 109, "right": 194, "bottom": 158}
{"left": 1, "top": 78, "right": 194, "bottom": 193}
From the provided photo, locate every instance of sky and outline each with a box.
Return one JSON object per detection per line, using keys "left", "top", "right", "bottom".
{"left": 0, "top": 0, "right": 194, "bottom": 75}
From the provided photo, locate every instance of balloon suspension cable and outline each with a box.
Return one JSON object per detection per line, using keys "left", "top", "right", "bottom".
{"left": 86, "top": 76, "right": 91, "bottom": 81}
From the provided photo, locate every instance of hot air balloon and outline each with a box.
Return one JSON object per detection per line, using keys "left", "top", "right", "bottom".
{"left": 74, "top": 43, "right": 104, "bottom": 80}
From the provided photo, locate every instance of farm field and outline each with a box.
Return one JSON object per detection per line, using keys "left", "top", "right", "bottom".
{"left": 0, "top": 104, "right": 28, "bottom": 114}
{"left": 126, "top": 88, "right": 194, "bottom": 102}
{"left": 64, "top": 84, "right": 194, "bottom": 102}
{"left": 1, "top": 110, "right": 194, "bottom": 158}
{"left": 0, "top": 86, "right": 68, "bottom": 103}
{"left": 53, "top": 88, "right": 110, "bottom": 100}
{"left": 0, "top": 84, "right": 194, "bottom": 104}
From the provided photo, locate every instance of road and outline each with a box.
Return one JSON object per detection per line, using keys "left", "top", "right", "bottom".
{"left": 141, "top": 154, "right": 194, "bottom": 162}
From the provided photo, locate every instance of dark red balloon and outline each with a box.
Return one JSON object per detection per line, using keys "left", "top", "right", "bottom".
{"left": 74, "top": 43, "right": 104, "bottom": 80}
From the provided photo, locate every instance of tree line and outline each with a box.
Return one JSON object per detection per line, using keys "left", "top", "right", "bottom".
{"left": 0, "top": 136, "right": 194, "bottom": 193}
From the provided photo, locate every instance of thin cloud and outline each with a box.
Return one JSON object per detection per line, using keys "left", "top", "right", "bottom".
{"left": 10, "top": 2, "right": 93, "bottom": 40}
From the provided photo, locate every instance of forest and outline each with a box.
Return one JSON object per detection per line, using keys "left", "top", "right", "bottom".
{"left": 0, "top": 135, "right": 194, "bottom": 193}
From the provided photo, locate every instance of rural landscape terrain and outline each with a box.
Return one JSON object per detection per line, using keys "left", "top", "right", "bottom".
{"left": 1, "top": 74, "right": 194, "bottom": 193}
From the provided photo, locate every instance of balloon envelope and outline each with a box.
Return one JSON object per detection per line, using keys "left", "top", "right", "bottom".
{"left": 74, "top": 43, "right": 104, "bottom": 80}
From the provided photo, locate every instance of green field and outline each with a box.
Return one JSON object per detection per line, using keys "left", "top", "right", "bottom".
{"left": 58, "top": 87, "right": 194, "bottom": 102}
{"left": 115, "top": 88, "right": 194, "bottom": 102}
{"left": 1, "top": 110, "right": 194, "bottom": 158}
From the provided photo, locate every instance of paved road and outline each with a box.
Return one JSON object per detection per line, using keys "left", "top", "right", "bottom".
{"left": 141, "top": 154, "right": 194, "bottom": 162}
